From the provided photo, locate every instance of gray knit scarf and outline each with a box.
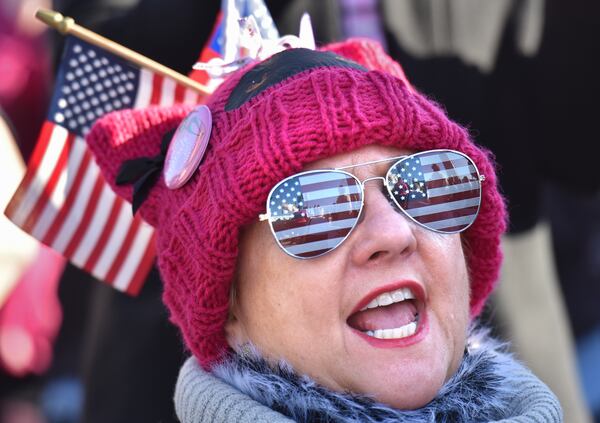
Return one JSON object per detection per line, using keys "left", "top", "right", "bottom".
{"left": 175, "top": 329, "right": 562, "bottom": 422}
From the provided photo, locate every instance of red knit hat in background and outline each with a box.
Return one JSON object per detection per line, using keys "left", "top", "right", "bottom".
{"left": 86, "top": 39, "right": 507, "bottom": 369}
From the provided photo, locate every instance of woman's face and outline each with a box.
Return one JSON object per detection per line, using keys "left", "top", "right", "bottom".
{"left": 226, "top": 144, "right": 471, "bottom": 409}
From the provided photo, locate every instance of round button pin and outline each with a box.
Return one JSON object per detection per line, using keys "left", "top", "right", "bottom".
{"left": 163, "top": 105, "right": 212, "bottom": 189}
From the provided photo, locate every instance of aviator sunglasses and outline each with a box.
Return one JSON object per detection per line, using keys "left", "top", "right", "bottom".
{"left": 259, "top": 149, "right": 485, "bottom": 259}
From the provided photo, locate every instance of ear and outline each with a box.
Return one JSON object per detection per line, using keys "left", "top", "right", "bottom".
{"left": 85, "top": 105, "right": 193, "bottom": 227}
{"left": 224, "top": 300, "right": 249, "bottom": 351}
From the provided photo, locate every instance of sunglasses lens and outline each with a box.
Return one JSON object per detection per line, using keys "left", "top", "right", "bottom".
{"left": 386, "top": 150, "right": 481, "bottom": 233}
{"left": 268, "top": 171, "right": 362, "bottom": 258}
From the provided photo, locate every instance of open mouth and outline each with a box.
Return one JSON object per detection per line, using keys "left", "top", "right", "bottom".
{"left": 347, "top": 286, "right": 424, "bottom": 341}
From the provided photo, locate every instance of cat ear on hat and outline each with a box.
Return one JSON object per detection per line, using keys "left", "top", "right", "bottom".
{"left": 322, "top": 38, "right": 414, "bottom": 92}
{"left": 86, "top": 104, "right": 208, "bottom": 227}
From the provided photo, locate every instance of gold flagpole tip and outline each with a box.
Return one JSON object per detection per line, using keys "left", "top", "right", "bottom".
{"left": 35, "top": 8, "right": 74, "bottom": 33}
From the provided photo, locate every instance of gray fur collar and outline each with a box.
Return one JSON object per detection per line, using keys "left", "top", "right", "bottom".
{"left": 208, "top": 329, "right": 561, "bottom": 422}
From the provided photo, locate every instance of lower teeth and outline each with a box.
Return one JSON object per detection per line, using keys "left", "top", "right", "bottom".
{"left": 365, "top": 319, "right": 418, "bottom": 339}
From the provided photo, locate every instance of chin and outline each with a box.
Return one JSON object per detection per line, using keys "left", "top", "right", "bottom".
{"left": 376, "top": 379, "right": 443, "bottom": 410}
{"left": 348, "top": 349, "right": 455, "bottom": 410}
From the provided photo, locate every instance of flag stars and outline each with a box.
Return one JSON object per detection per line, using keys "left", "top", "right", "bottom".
{"left": 52, "top": 41, "right": 141, "bottom": 135}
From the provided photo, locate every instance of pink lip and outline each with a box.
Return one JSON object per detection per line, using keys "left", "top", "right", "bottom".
{"left": 348, "top": 280, "right": 429, "bottom": 348}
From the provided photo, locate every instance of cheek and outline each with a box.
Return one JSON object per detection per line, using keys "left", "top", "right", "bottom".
{"left": 427, "top": 233, "right": 471, "bottom": 330}
{"left": 235, "top": 224, "right": 326, "bottom": 338}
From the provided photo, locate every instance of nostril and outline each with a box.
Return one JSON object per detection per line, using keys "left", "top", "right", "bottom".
{"left": 369, "top": 251, "right": 384, "bottom": 261}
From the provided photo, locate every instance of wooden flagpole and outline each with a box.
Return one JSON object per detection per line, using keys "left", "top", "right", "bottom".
{"left": 35, "top": 8, "right": 211, "bottom": 95}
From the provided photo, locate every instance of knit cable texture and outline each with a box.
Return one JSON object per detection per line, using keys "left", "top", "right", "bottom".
{"left": 86, "top": 39, "right": 507, "bottom": 369}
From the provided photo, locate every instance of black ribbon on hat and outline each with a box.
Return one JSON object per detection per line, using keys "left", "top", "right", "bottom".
{"left": 116, "top": 128, "right": 175, "bottom": 215}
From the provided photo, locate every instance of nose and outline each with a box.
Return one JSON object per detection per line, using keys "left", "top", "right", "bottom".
{"left": 348, "top": 181, "right": 418, "bottom": 265}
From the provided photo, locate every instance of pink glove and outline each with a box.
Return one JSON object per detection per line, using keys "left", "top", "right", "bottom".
{"left": 0, "top": 245, "right": 65, "bottom": 377}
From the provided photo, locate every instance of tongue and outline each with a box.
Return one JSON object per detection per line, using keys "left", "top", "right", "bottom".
{"left": 348, "top": 301, "right": 417, "bottom": 331}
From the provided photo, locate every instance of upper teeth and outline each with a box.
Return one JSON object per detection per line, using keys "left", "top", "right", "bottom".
{"left": 360, "top": 287, "right": 415, "bottom": 311}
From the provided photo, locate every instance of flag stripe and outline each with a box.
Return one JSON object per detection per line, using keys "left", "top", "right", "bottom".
{"left": 301, "top": 185, "right": 362, "bottom": 202}
{"left": 272, "top": 203, "right": 362, "bottom": 231}
{"left": 405, "top": 197, "right": 480, "bottom": 218}
{"left": 304, "top": 193, "right": 361, "bottom": 208}
{"left": 42, "top": 149, "right": 92, "bottom": 245}
{"left": 159, "top": 77, "right": 176, "bottom": 106}
{"left": 104, "top": 214, "right": 143, "bottom": 283}
{"left": 4, "top": 122, "right": 55, "bottom": 220}
{"left": 70, "top": 185, "right": 120, "bottom": 265}
{"left": 8, "top": 125, "right": 69, "bottom": 226}
{"left": 297, "top": 248, "right": 331, "bottom": 258}
{"left": 426, "top": 181, "right": 479, "bottom": 198}
{"left": 133, "top": 68, "right": 153, "bottom": 108}
{"left": 280, "top": 227, "right": 354, "bottom": 248}
{"left": 424, "top": 214, "right": 478, "bottom": 231}
{"left": 275, "top": 217, "right": 358, "bottom": 241}
{"left": 113, "top": 222, "right": 154, "bottom": 291}
{"left": 412, "top": 205, "right": 479, "bottom": 225}
{"left": 285, "top": 236, "right": 347, "bottom": 255}
{"left": 61, "top": 174, "right": 105, "bottom": 257}
{"left": 91, "top": 204, "right": 134, "bottom": 280}
{"left": 21, "top": 133, "right": 73, "bottom": 233}
{"left": 82, "top": 196, "right": 124, "bottom": 272}
{"left": 150, "top": 73, "right": 163, "bottom": 105}
{"left": 50, "top": 161, "right": 100, "bottom": 252}
{"left": 125, "top": 232, "right": 156, "bottom": 295}
{"left": 174, "top": 83, "right": 186, "bottom": 104}
{"left": 33, "top": 135, "right": 89, "bottom": 240}
{"left": 401, "top": 189, "right": 479, "bottom": 210}
{"left": 183, "top": 88, "right": 198, "bottom": 105}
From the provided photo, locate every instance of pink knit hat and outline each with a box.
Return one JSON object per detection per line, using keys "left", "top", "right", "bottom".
{"left": 86, "top": 39, "right": 507, "bottom": 369}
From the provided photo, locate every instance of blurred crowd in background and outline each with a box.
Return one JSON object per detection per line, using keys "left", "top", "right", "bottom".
{"left": 1, "top": 0, "right": 599, "bottom": 422}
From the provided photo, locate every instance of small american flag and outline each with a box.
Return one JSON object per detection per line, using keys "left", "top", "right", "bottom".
{"left": 389, "top": 151, "right": 481, "bottom": 233}
{"left": 4, "top": 35, "right": 204, "bottom": 295}
{"left": 189, "top": 0, "right": 279, "bottom": 86}
{"left": 270, "top": 171, "right": 362, "bottom": 258}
